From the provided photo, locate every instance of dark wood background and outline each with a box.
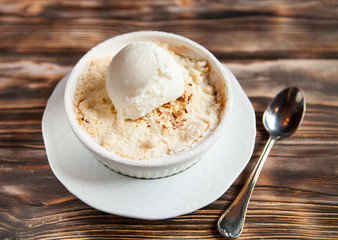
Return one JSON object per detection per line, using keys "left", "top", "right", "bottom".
{"left": 1, "top": 0, "right": 337, "bottom": 239}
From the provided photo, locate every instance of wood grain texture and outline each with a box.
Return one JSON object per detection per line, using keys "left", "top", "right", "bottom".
{"left": 0, "top": 0, "right": 337, "bottom": 239}
{"left": 1, "top": 0, "right": 338, "bottom": 59}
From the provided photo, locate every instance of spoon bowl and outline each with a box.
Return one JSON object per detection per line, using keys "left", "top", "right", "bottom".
{"left": 264, "top": 87, "right": 306, "bottom": 139}
{"left": 218, "top": 87, "right": 306, "bottom": 238}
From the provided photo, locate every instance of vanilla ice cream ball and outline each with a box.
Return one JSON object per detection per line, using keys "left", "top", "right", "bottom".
{"left": 106, "top": 41, "right": 185, "bottom": 120}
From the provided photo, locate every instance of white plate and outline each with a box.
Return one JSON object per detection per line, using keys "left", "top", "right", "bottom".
{"left": 42, "top": 67, "right": 256, "bottom": 220}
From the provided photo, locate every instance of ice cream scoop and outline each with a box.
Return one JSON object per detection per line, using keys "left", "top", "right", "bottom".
{"left": 106, "top": 41, "right": 184, "bottom": 120}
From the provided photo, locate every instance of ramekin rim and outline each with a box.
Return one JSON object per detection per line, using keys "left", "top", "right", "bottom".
{"left": 64, "top": 31, "right": 233, "bottom": 168}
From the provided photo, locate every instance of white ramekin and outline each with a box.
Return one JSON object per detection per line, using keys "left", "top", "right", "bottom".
{"left": 64, "top": 31, "right": 232, "bottom": 179}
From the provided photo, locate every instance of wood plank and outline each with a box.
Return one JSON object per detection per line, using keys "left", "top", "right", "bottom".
{"left": 224, "top": 60, "right": 338, "bottom": 104}
{"left": 0, "top": 0, "right": 338, "bottom": 59}
{"left": 1, "top": 0, "right": 338, "bottom": 20}
{"left": 0, "top": 185, "right": 336, "bottom": 239}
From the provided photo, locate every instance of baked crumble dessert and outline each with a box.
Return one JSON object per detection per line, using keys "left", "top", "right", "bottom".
{"left": 73, "top": 43, "right": 226, "bottom": 160}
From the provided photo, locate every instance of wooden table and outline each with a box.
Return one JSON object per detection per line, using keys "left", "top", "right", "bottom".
{"left": 1, "top": 1, "right": 337, "bottom": 239}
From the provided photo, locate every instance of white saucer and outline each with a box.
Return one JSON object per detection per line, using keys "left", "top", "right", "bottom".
{"left": 42, "top": 67, "right": 256, "bottom": 220}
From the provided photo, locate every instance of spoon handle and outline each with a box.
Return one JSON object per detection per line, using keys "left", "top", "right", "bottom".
{"left": 217, "top": 136, "right": 276, "bottom": 238}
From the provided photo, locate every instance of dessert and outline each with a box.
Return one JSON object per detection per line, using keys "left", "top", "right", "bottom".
{"left": 73, "top": 42, "right": 226, "bottom": 160}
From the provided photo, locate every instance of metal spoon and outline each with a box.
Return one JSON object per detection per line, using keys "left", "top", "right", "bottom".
{"left": 217, "top": 87, "right": 306, "bottom": 238}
